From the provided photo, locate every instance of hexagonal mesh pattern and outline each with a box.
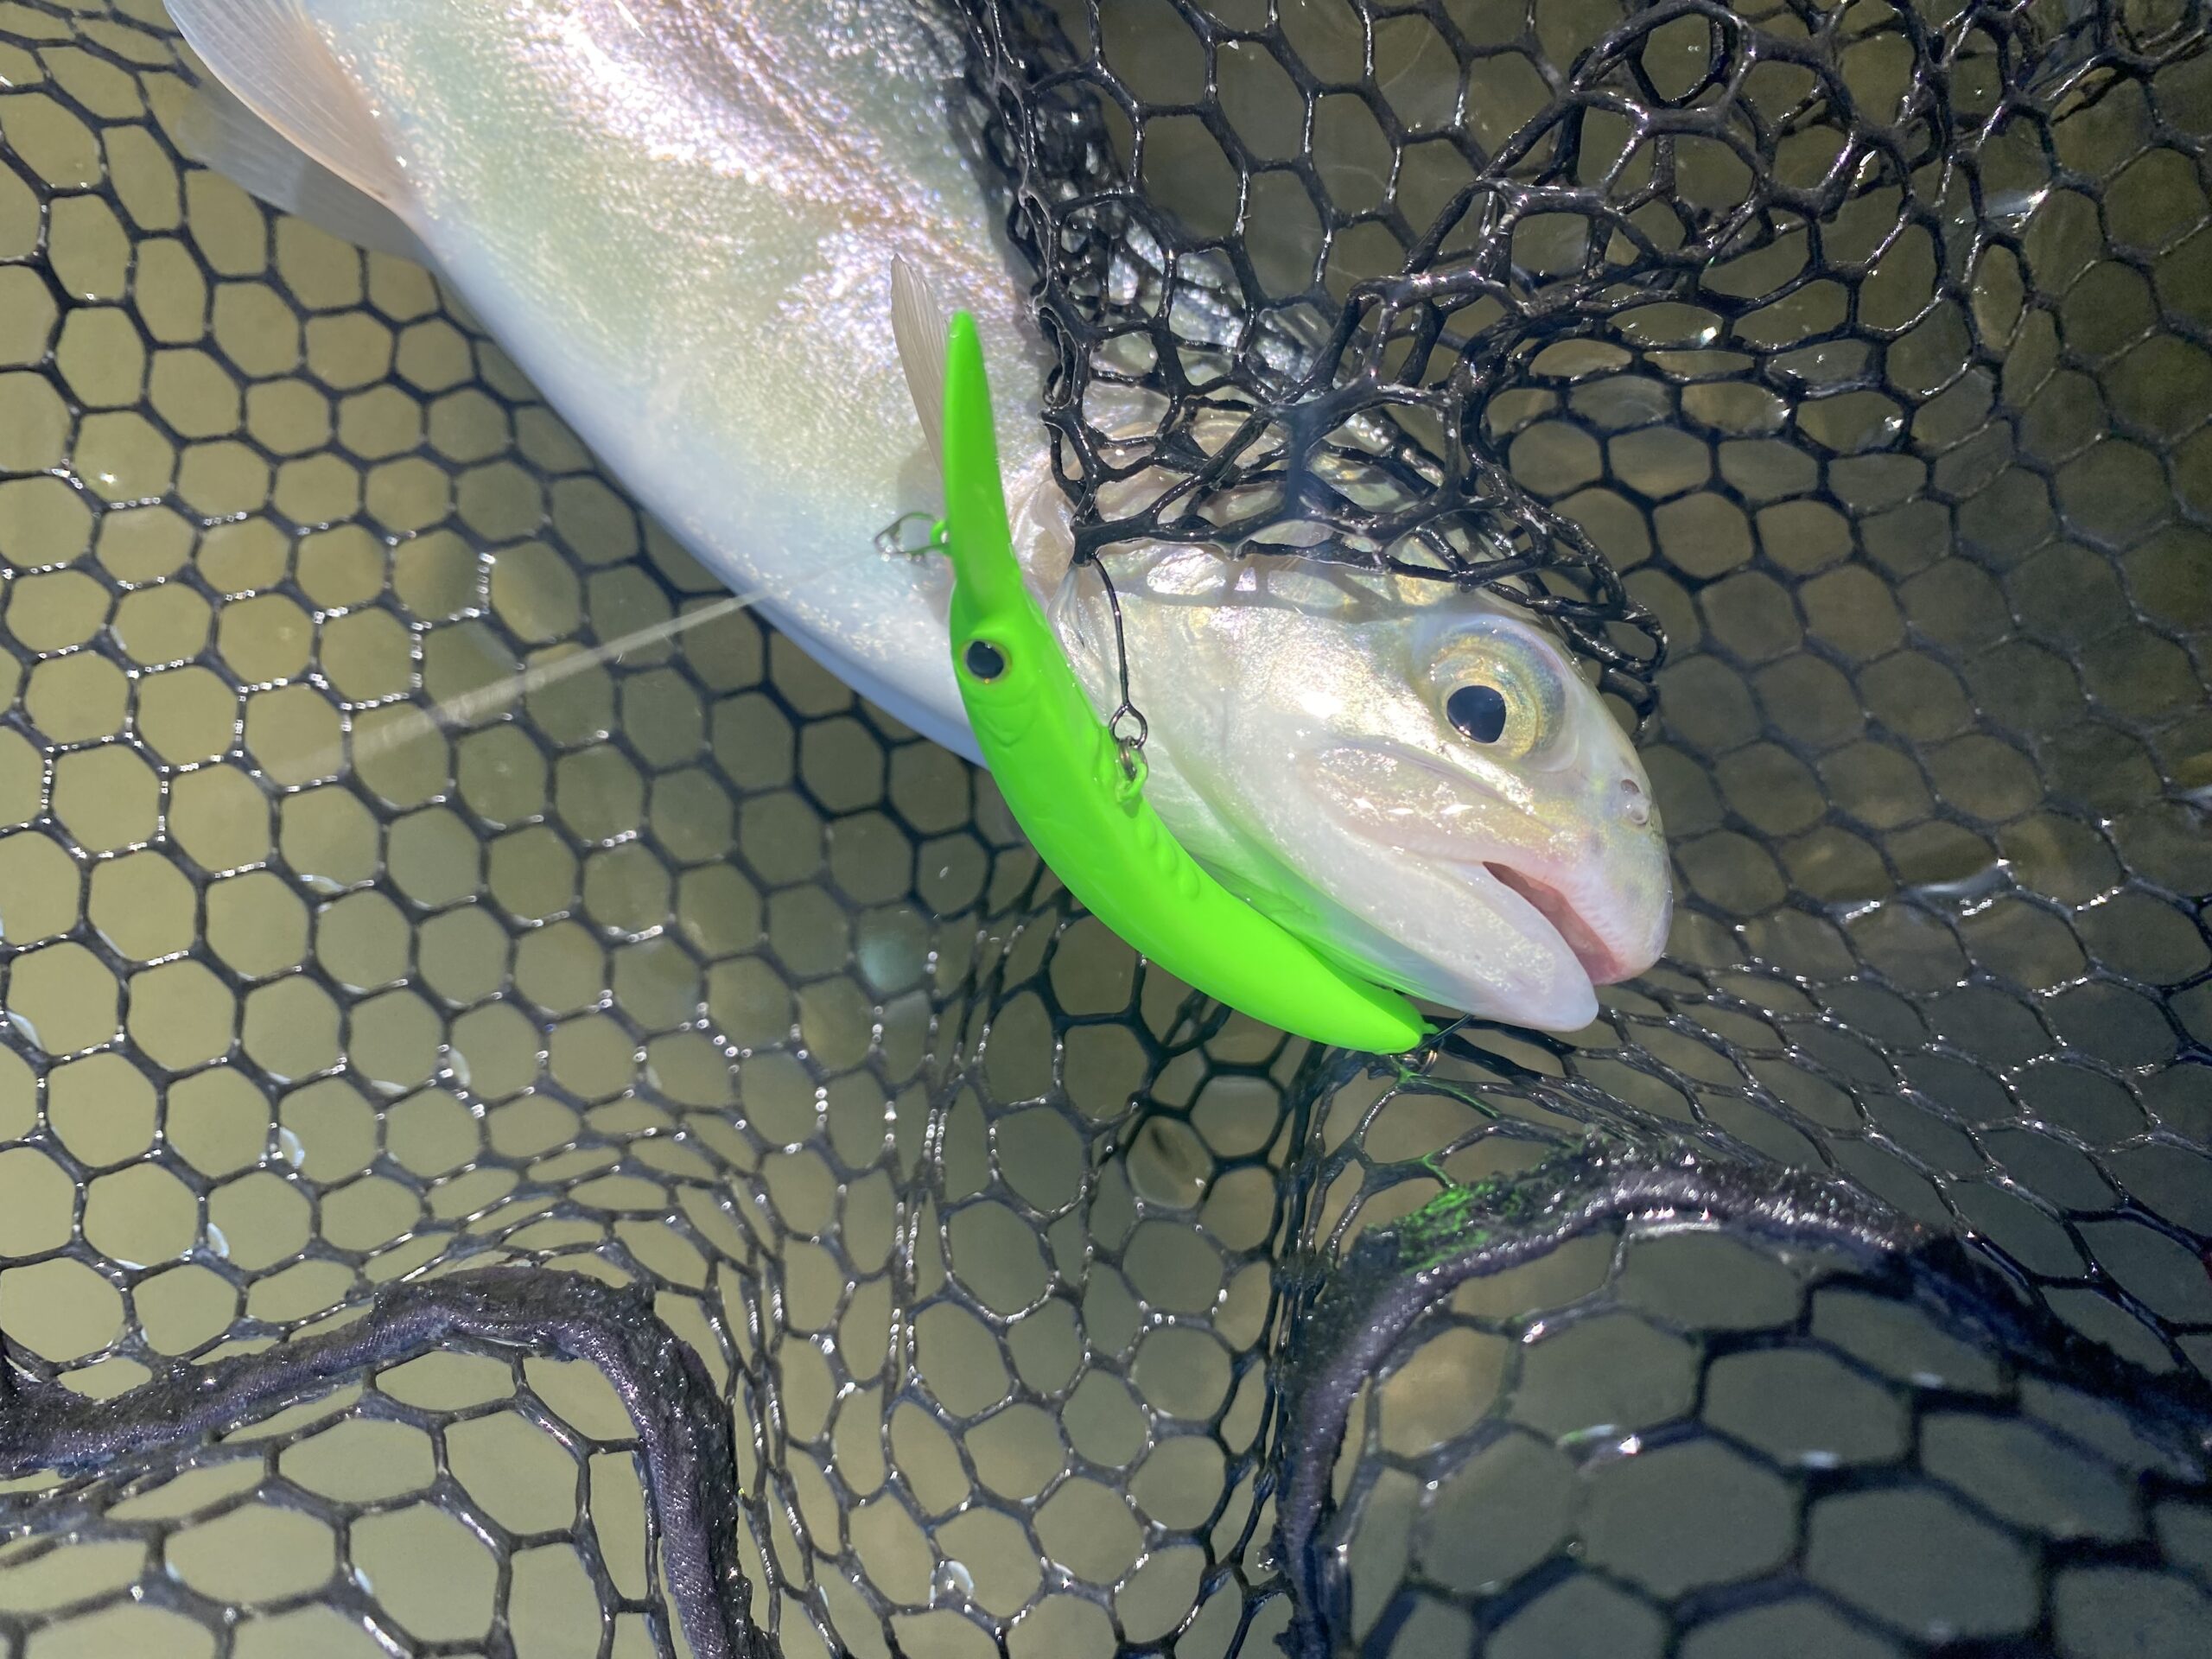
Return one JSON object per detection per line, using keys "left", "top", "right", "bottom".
{"left": 0, "top": 2, "right": 2205, "bottom": 1658}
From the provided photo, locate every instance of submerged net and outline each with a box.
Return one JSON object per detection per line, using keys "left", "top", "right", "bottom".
{"left": 0, "top": 0, "right": 2206, "bottom": 1656}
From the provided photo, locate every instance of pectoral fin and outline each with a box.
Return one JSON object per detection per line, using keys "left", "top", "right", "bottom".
{"left": 890, "top": 254, "right": 948, "bottom": 468}
{"left": 177, "top": 78, "right": 430, "bottom": 264}
{"left": 168, "top": 0, "right": 429, "bottom": 264}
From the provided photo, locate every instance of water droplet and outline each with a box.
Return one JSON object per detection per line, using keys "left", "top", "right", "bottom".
{"left": 931, "top": 1560, "right": 975, "bottom": 1602}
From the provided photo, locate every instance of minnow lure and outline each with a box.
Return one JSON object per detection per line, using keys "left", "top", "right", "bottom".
{"left": 935, "top": 314, "right": 1427, "bottom": 1054}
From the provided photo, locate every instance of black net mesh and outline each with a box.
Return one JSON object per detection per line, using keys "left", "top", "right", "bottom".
{"left": 0, "top": 1, "right": 2207, "bottom": 1657}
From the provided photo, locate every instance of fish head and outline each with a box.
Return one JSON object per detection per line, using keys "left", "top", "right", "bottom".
{"left": 1074, "top": 548, "right": 1673, "bottom": 1032}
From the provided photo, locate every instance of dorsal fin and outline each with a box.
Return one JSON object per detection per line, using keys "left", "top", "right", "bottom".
{"left": 890, "top": 254, "right": 948, "bottom": 468}
{"left": 167, "top": 0, "right": 416, "bottom": 225}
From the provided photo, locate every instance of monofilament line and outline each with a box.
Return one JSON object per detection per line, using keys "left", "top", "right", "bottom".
{"left": 314, "top": 552, "right": 883, "bottom": 779}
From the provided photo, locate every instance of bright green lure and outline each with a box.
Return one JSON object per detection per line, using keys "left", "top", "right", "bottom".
{"left": 937, "top": 313, "right": 1427, "bottom": 1054}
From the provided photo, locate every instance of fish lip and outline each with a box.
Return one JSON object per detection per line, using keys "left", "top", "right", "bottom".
{"left": 1483, "top": 862, "right": 1626, "bottom": 984}
{"left": 1310, "top": 741, "right": 1631, "bottom": 988}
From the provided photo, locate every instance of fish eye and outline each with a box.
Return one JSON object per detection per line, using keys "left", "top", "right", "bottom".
{"left": 1425, "top": 620, "right": 1569, "bottom": 761}
{"left": 1446, "top": 683, "right": 1508, "bottom": 744}
{"left": 963, "top": 639, "right": 1007, "bottom": 681}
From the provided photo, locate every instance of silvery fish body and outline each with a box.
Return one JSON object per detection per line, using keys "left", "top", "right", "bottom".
{"left": 169, "top": 0, "right": 1673, "bottom": 1030}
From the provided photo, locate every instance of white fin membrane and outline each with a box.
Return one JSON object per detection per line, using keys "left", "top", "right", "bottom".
{"left": 177, "top": 78, "right": 431, "bottom": 264}
{"left": 167, "top": 0, "right": 423, "bottom": 254}
{"left": 890, "top": 254, "right": 948, "bottom": 468}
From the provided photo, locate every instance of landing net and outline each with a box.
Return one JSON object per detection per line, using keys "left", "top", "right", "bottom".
{"left": 0, "top": 2, "right": 2205, "bottom": 1656}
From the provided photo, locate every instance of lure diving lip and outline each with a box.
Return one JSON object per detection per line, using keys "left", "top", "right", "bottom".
{"left": 934, "top": 312, "right": 1429, "bottom": 1055}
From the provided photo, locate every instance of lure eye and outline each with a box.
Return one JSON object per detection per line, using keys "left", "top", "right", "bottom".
{"left": 1446, "top": 683, "right": 1508, "bottom": 744}
{"left": 963, "top": 639, "right": 1007, "bottom": 682}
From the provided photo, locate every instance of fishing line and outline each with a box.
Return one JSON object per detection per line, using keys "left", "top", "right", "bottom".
{"left": 308, "top": 547, "right": 888, "bottom": 779}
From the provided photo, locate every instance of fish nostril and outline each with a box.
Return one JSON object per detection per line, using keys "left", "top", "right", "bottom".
{"left": 1618, "top": 776, "right": 1650, "bottom": 827}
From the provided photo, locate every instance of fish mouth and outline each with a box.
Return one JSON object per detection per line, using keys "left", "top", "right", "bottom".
{"left": 1483, "top": 862, "right": 1627, "bottom": 984}
{"left": 1306, "top": 741, "right": 1656, "bottom": 997}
